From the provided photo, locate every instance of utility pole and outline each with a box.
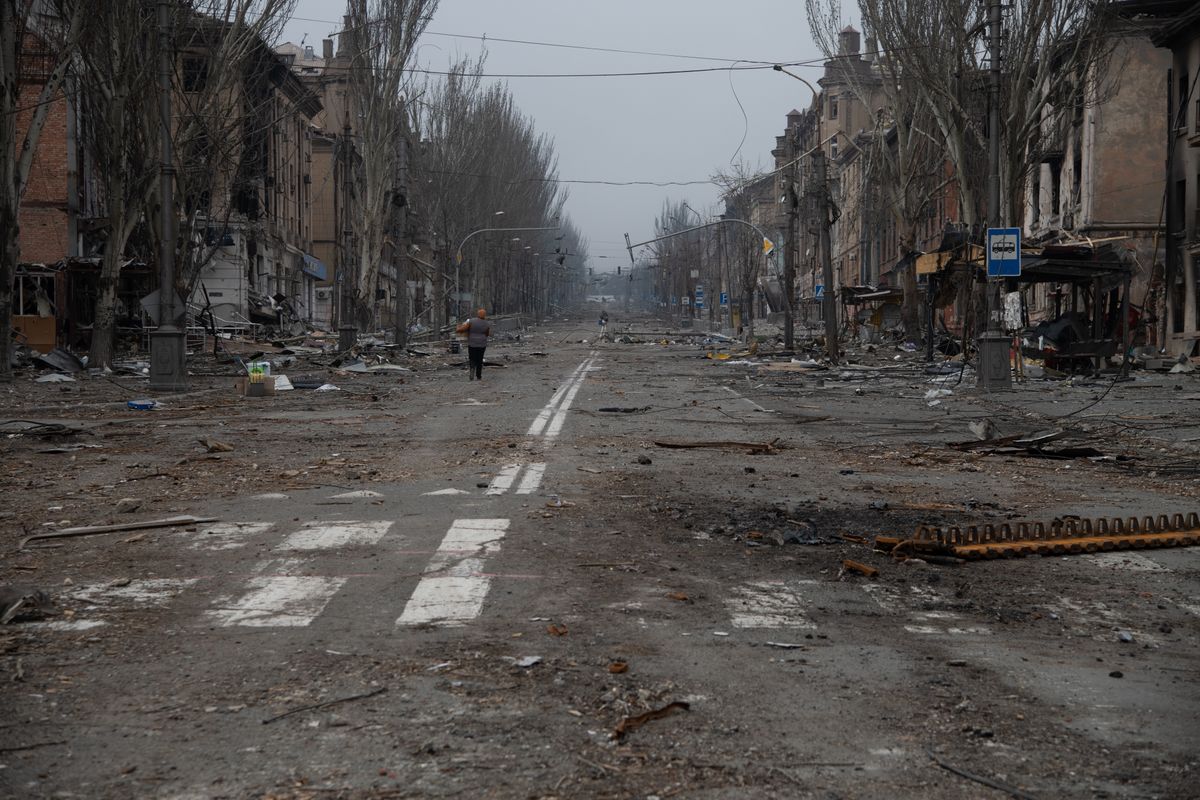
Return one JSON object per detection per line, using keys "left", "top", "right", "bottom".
{"left": 814, "top": 151, "right": 838, "bottom": 364}
{"left": 149, "top": 0, "right": 186, "bottom": 392}
{"left": 977, "top": 0, "right": 1011, "bottom": 390}
{"left": 783, "top": 160, "right": 797, "bottom": 350}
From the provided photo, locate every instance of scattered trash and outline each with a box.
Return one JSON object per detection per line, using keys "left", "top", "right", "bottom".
{"left": 503, "top": 655, "right": 543, "bottom": 668}
{"left": 35, "top": 373, "right": 74, "bottom": 383}
{"left": 273, "top": 374, "right": 295, "bottom": 391}
{"left": 968, "top": 419, "right": 997, "bottom": 441}
{"left": 666, "top": 592, "right": 691, "bottom": 603}
{"left": 1117, "top": 631, "right": 1135, "bottom": 643}
{"left": 126, "top": 399, "right": 158, "bottom": 411}
{"left": 199, "top": 438, "right": 234, "bottom": 453}
{"left": 546, "top": 624, "right": 569, "bottom": 636}
{"left": 422, "top": 488, "right": 470, "bottom": 496}
{"left": 608, "top": 661, "right": 629, "bottom": 674}
{"left": 636, "top": 455, "right": 652, "bottom": 465}
{"left": 32, "top": 348, "right": 84, "bottom": 374}
{"left": 315, "top": 384, "right": 341, "bottom": 392}
{"left": 1, "top": 587, "right": 52, "bottom": 624}
{"left": 764, "top": 641, "right": 805, "bottom": 649}
{"left": 611, "top": 701, "right": 690, "bottom": 741}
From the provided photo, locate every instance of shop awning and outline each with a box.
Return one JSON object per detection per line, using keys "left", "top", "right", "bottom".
{"left": 301, "top": 253, "right": 328, "bottom": 281}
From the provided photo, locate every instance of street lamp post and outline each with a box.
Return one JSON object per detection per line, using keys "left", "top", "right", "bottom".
{"left": 454, "top": 225, "right": 560, "bottom": 319}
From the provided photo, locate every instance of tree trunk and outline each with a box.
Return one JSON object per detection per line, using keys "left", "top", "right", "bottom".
{"left": 89, "top": 262, "right": 121, "bottom": 368}
{"left": 0, "top": 183, "right": 17, "bottom": 381}
{"left": 901, "top": 260, "right": 920, "bottom": 343}
{"left": 0, "top": 231, "right": 15, "bottom": 379}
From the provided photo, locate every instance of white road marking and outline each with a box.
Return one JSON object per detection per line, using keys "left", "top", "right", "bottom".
{"left": 515, "top": 463, "right": 547, "bottom": 495}
{"left": 27, "top": 620, "right": 108, "bottom": 631}
{"left": 527, "top": 355, "right": 596, "bottom": 438}
{"left": 721, "top": 385, "right": 770, "bottom": 412}
{"left": 486, "top": 464, "right": 522, "bottom": 496}
{"left": 189, "top": 522, "right": 274, "bottom": 551}
{"left": 423, "top": 488, "right": 471, "bottom": 496}
{"left": 208, "top": 576, "right": 347, "bottom": 627}
{"left": 397, "top": 518, "right": 510, "bottom": 627}
{"left": 1084, "top": 552, "right": 1168, "bottom": 572}
{"left": 276, "top": 520, "right": 392, "bottom": 551}
{"left": 726, "top": 581, "right": 818, "bottom": 629}
{"left": 862, "top": 584, "right": 992, "bottom": 636}
{"left": 70, "top": 578, "right": 199, "bottom": 607}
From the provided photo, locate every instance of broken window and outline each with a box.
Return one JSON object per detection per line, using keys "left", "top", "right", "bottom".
{"left": 182, "top": 55, "right": 208, "bottom": 93}
{"left": 829, "top": 95, "right": 839, "bottom": 120}
{"left": 15, "top": 274, "right": 55, "bottom": 316}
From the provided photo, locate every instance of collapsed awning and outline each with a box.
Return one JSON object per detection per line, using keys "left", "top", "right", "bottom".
{"left": 301, "top": 253, "right": 328, "bottom": 281}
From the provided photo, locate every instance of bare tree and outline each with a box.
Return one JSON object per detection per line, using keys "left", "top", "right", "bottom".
{"left": 409, "top": 57, "right": 578, "bottom": 320}
{"left": 344, "top": 0, "right": 437, "bottom": 329}
{"left": 75, "top": 0, "right": 159, "bottom": 368}
{"left": 0, "top": 0, "right": 86, "bottom": 380}
{"left": 847, "top": 0, "right": 1114, "bottom": 227}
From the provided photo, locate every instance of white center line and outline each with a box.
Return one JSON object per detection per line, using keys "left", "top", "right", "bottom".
{"left": 545, "top": 358, "right": 596, "bottom": 440}
{"left": 397, "top": 518, "right": 510, "bottom": 627}
{"left": 486, "top": 464, "right": 522, "bottom": 495}
{"left": 515, "top": 463, "right": 547, "bottom": 494}
{"left": 527, "top": 355, "right": 595, "bottom": 438}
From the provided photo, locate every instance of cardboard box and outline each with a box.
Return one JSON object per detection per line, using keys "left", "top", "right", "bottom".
{"left": 235, "top": 376, "right": 276, "bottom": 397}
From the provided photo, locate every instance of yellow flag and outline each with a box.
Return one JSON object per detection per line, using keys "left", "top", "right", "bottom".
{"left": 762, "top": 238, "right": 775, "bottom": 255}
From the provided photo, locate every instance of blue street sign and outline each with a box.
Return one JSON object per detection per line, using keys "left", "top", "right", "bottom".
{"left": 815, "top": 284, "right": 824, "bottom": 299}
{"left": 987, "top": 227, "right": 1021, "bottom": 277}
{"left": 719, "top": 292, "right": 729, "bottom": 306}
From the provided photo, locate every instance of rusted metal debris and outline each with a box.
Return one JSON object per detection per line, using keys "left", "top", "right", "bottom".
{"left": 611, "top": 700, "right": 690, "bottom": 741}
{"left": 652, "top": 437, "right": 781, "bottom": 454}
{"left": 841, "top": 560, "right": 879, "bottom": 578}
{"left": 19, "top": 516, "right": 218, "bottom": 549}
{"left": 882, "top": 512, "right": 1200, "bottom": 560}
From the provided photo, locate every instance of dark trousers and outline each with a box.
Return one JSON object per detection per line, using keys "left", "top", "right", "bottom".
{"left": 468, "top": 346, "right": 486, "bottom": 379}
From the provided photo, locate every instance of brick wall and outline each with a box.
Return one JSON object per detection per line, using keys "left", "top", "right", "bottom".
{"left": 15, "top": 80, "right": 70, "bottom": 265}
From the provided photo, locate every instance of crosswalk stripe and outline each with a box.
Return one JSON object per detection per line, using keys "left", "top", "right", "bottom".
{"left": 190, "top": 522, "right": 274, "bottom": 551}
{"left": 276, "top": 520, "right": 393, "bottom": 551}
{"left": 726, "top": 581, "right": 818, "bottom": 629}
{"left": 397, "top": 518, "right": 510, "bottom": 627}
{"left": 207, "top": 576, "right": 348, "bottom": 627}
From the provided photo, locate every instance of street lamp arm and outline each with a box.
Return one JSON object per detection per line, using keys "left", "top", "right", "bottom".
{"left": 455, "top": 226, "right": 560, "bottom": 263}
{"left": 625, "top": 218, "right": 771, "bottom": 253}
{"left": 772, "top": 65, "right": 819, "bottom": 98}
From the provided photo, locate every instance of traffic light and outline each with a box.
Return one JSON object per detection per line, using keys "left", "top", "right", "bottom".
{"left": 617, "top": 265, "right": 621, "bottom": 275}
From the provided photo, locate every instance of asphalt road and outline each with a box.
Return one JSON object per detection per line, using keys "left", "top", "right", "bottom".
{"left": 2, "top": 319, "right": 1198, "bottom": 799}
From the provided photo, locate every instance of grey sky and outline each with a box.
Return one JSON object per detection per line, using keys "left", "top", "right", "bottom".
{"left": 283, "top": 2, "right": 827, "bottom": 272}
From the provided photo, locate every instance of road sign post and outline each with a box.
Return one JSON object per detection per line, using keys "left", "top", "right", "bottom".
{"left": 986, "top": 228, "right": 1021, "bottom": 277}
{"left": 979, "top": 227, "right": 1018, "bottom": 391}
